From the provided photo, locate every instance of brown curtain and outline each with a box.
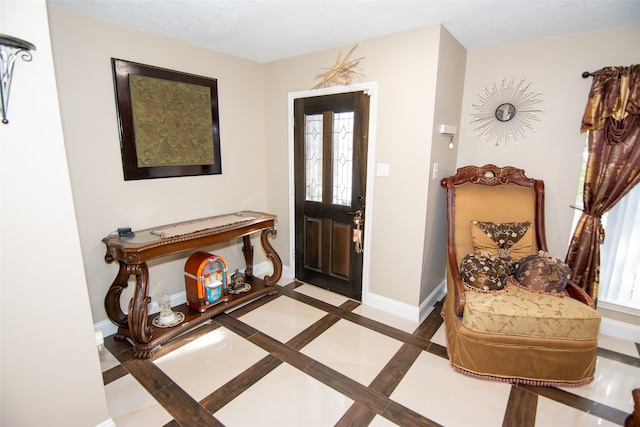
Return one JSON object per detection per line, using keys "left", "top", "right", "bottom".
{"left": 565, "top": 65, "right": 640, "bottom": 302}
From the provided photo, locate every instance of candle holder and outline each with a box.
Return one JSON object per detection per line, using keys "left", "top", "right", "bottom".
{"left": 152, "top": 290, "right": 184, "bottom": 328}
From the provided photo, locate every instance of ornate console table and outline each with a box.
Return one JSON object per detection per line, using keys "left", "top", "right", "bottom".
{"left": 102, "top": 211, "right": 282, "bottom": 358}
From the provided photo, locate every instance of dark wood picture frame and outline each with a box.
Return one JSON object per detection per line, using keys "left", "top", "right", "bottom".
{"left": 111, "top": 58, "right": 222, "bottom": 180}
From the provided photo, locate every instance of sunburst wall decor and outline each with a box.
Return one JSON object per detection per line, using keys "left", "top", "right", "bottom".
{"left": 469, "top": 77, "right": 544, "bottom": 145}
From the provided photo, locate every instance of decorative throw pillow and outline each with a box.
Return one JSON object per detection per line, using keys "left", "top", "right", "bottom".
{"left": 471, "top": 220, "right": 533, "bottom": 262}
{"left": 514, "top": 250, "right": 571, "bottom": 295}
{"left": 460, "top": 252, "right": 512, "bottom": 292}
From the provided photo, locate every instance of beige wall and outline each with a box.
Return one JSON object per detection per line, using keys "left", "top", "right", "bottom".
{"left": 420, "top": 28, "right": 467, "bottom": 302}
{"left": 458, "top": 25, "right": 640, "bottom": 258}
{"left": 46, "top": 4, "right": 640, "bottom": 329}
{"left": 48, "top": 5, "right": 269, "bottom": 325}
{"left": 264, "top": 25, "right": 465, "bottom": 313}
{"left": 1, "top": 1, "right": 110, "bottom": 425}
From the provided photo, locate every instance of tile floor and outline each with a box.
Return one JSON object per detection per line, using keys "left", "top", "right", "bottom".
{"left": 101, "top": 281, "right": 640, "bottom": 426}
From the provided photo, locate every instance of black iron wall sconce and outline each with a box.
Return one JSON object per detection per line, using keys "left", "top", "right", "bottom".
{"left": 0, "top": 34, "right": 36, "bottom": 124}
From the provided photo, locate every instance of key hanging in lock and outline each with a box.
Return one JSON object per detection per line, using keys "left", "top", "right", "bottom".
{"left": 352, "top": 210, "right": 363, "bottom": 254}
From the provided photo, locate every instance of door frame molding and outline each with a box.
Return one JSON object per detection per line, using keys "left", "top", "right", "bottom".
{"left": 287, "top": 82, "right": 378, "bottom": 300}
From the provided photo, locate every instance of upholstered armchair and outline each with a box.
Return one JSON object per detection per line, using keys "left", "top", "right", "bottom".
{"left": 440, "top": 164, "right": 601, "bottom": 386}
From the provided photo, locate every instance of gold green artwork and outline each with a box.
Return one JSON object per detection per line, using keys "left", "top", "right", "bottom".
{"left": 129, "top": 74, "right": 215, "bottom": 167}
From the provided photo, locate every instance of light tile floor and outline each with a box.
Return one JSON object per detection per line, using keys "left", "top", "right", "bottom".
{"left": 238, "top": 293, "right": 328, "bottom": 343}
{"left": 214, "top": 363, "right": 354, "bottom": 426}
{"left": 536, "top": 396, "right": 620, "bottom": 427}
{"left": 104, "top": 371, "right": 174, "bottom": 426}
{"left": 154, "top": 327, "right": 269, "bottom": 402}
{"left": 300, "top": 318, "right": 405, "bottom": 386}
{"left": 101, "top": 281, "right": 640, "bottom": 426}
{"left": 559, "top": 356, "right": 640, "bottom": 412}
{"left": 390, "top": 350, "right": 513, "bottom": 427}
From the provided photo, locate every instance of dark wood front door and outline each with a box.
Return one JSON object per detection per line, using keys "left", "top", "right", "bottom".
{"left": 294, "top": 91, "right": 370, "bottom": 300}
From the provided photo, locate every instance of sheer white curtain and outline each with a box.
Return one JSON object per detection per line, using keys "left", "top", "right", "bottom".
{"left": 600, "top": 184, "right": 640, "bottom": 310}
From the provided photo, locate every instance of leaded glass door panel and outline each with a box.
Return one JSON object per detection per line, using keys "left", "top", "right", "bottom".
{"left": 294, "top": 91, "right": 369, "bottom": 300}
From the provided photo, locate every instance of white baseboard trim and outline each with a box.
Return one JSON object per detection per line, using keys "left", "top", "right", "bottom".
{"left": 362, "top": 280, "right": 447, "bottom": 323}
{"left": 363, "top": 292, "right": 420, "bottom": 322}
{"left": 95, "top": 319, "right": 118, "bottom": 339}
{"left": 418, "top": 280, "right": 447, "bottom": 323}
{"left": 96, "top": 417, "right": 116, "bottom": 427}
{"left": 281, "top": 265, "right": 293, "bottom": 282}
{"left": 94, "top": 261, "right": 286, "bottom": 338}
{"left": 599, "top": 317, "right": 640, "bottom": 343}
{"left": 252, "top": 260, "right": 293, "bottom": 282}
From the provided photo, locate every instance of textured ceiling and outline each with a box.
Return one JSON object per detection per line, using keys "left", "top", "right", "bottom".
{"left": 47, "top": 0, "right": 640, "bottom": 63}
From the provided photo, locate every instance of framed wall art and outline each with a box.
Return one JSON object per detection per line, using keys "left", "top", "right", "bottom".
{"left": 111, "top": 58, "right": 222, "bottom": 180}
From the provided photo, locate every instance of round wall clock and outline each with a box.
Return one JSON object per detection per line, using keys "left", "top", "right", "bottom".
{"left": 469, "top": 77, "right": 544, "bottom": 145}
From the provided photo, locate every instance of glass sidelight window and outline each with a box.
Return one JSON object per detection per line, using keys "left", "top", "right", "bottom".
{"left": 332, "top": 112, "right": 354, "bottom": 206}
{"left": 304, "top": 114, "right": 323, "bottom": 202}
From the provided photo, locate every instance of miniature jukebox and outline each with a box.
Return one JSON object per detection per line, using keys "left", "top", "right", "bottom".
{"left": 184, "top": 251, "right": 230, "bottom": 312}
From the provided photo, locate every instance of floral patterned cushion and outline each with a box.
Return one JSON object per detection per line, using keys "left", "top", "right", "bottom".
{"left": 471, "top": 220, "right": 533, "bottom": 261}
{"left": 460, "top": 252, "right": 513, "bottom": 291}
{"left": 514, "top": 251, "right": 571, "bottom": 295}
{"left": 462, "top": 278, "right": 600, "bottom": 340}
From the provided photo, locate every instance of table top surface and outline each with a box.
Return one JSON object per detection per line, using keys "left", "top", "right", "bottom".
{"left": 102, "top": 211, "right": 275, "bottom": 248}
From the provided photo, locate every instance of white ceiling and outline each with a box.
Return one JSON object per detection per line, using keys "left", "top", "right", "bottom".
{"left": 47, "top": 0, "right": 640, "bottom": 63}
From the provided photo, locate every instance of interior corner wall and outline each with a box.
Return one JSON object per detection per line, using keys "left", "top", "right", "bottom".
{"left": 1, "top": 1, "right": 110, "bottom": 425}
{"left": 420, "top": 26, "right": 467, "bottom": 303}
{"left": 47, "top": 5, "right": 268, "bottom": 325}
{"left": 457, "top": 25, "right": 640, "bottom": 258}
{"left": 264, "top": 25, "right": 443, "bottom": 310}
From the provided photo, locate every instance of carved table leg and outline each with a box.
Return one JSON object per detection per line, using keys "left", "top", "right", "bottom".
{"left": 104, "top": 258, "right": 130, "bottom": 338}
{"left": 261, "top": 227, "right": 282, "bottom": 284}
{"left": 242, "top": 235, "right": 254, "bottom": 278}
{"left": 127, "top": 263, "right": 154, "bottom": 351}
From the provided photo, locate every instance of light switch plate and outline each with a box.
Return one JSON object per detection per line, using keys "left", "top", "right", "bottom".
{"left": 376, "top": 163, "right": 390, "bottom": 177}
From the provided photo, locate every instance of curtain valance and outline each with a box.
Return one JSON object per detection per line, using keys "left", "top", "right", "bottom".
{"left": 581, "top": 65, "right": 640, "bottom": 133}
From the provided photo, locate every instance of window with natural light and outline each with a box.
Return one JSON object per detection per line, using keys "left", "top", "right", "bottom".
{"left": 572, "top": 141, "right": 640, "bottom": 312}
{"left": 600, "top": 185, "right": 640, "bottom": 309}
